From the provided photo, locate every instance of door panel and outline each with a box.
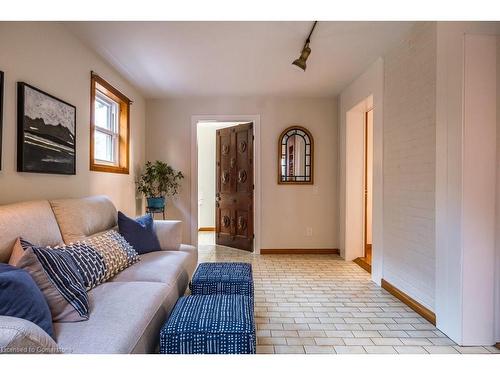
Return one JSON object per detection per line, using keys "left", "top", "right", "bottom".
{"left": 216, "top": 123, "right": 254, "bottom": 251}
{"left": 217, "top": 131, "right": 232, "bottom": 195}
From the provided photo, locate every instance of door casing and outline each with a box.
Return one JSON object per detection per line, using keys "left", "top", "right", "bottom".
{"left": 190, "top": 115, "right": 261, "bottom": 253}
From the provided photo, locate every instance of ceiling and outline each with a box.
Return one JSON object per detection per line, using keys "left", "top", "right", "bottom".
{"left": 65, "top": 21, "right": 415, "bottom": 99}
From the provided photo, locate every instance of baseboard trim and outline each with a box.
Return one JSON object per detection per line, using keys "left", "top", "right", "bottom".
{"left": 261, "top": 248, "right": 340, "bottom": 255}
{"left": 198, "top": 227, "right": 215, "bottom": 232}
{"left": 381, "top": 278, "right": 436, "bottom": 325}
{"left": 353, "top": 257, "right": 372, "bottom": 273}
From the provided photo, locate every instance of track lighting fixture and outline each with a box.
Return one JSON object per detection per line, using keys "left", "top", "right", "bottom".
{"left": 292, "top": 21, "right": 318, "bottom": 71}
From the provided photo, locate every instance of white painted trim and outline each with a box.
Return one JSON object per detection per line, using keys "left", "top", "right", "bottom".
{"left": 436, "top": 30, "right": 497, "bottom": 345}
{"left": 190, "top": 115, "right": 262, "bottom": 253}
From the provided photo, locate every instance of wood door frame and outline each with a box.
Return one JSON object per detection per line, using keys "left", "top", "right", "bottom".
{"left": 190, "top": 115, "right": 261, "bottom": 253}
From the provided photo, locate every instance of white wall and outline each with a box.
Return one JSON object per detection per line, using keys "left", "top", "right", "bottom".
{"left": 339, "top": 58, "right": 384, "bottom": 284}
{"left": 383, "top": 22, "right": 437, "bottom": 311}
{"left": 146, "top": 97, "right": 338, "bottom": 248}
{"left": 496, "top": 36, "right": 500, "bottom": 344}
{"left": 435, "top": 22, "right": 500, "bottom": 345}
{"left": 0, "top": 22, "right": 146, "bottom": 215}
{"left": 462, "top": 34, "right": 496, "bottom": 345}
{"left": 197, "top": 125, "right": 216, "bottom": 229}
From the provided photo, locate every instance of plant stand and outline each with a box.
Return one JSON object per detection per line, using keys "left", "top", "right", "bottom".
{"left": 146, "top": 206, "right": 165, "bottom": 220}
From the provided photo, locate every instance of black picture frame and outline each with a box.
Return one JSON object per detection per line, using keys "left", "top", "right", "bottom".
{"left": 17, "top": 82, "right": 76, "bottom": 175}
{"left": 0, "top": 71, "right": 4, "bottom": 170}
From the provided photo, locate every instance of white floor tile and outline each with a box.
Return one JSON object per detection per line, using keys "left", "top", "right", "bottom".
{"left": 197, "top": 236, "right": 495, "bottom": 356}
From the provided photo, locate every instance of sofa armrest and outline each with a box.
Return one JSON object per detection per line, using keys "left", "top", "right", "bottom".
{"left": 0, "top": 316, "right": 61, "bottom": 354}
{"left": 153, "top": 220, "right": 182, "bottom": 251}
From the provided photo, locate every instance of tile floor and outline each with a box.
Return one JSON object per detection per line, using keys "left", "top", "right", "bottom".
{"left": 198, "top": 232, "right": 500, "bottom": 354}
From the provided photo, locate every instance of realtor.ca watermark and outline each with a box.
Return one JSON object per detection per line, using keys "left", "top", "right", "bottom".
{"left": 0, "top": 346, "right": 70, "bottom": 354}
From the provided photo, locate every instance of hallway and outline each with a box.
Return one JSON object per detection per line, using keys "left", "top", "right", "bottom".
{"left": 198, "top": 233, "right": 499, "bottom": 354}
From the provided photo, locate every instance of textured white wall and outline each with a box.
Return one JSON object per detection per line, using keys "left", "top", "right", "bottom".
{"left": 0, "top": 22, "right": 146, "bottom": 216}
{"left": 383, "top": 22, "right": 437, "bottom": 310}
{"left": 146, "top": 97, "right": 338, "bottom": 248}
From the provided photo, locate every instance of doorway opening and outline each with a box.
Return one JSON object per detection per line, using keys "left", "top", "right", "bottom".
{"left": 356, "top": 108, "right": 373, "bottom": 272}
{"left": 345, "top": 95, "right": 374, "bottom": 274}
{"left": 196, "top": 120, "right": 256, "bottom": 252}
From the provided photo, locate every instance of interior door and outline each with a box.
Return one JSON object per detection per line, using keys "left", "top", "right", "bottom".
{"left": 216, "top": 122, "right": 254, "bottom": 251}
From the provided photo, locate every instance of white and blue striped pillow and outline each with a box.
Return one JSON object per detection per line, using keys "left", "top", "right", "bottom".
{"left": 55, "top": 243, "right": 108, "bottom": 291}
{"left": 20, "top": 239, "right": 89, "bottom": 320}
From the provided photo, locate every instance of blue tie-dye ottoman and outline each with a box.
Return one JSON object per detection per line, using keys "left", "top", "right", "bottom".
{"left": 189, "top": 262, "right": 254, "bottom": 298}
{"left": 160, "top": 294, "right": 256, "bottom": 354}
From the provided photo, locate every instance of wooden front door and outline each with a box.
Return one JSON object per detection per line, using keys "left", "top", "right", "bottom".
{"left": 215, "top": 123, "right": 254, "bottom": 251}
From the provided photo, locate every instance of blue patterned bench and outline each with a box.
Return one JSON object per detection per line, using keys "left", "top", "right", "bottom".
{"left": 189, "top": 262, "right": 253, "bottom": 298}
{"left": 160, "top": 295, "right": 255, "bottom": 354}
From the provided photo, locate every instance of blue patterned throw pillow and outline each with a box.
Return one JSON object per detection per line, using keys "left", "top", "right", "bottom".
{"left": 118, "top": 211, "right": 161, "bottom": 254}
{"left": 55, "top": 242, "right": 108, "bottom": 291}
{"left": 0, "top": 263, "right": 54, "bottom": 338}
{"left": 83, "top": 230, "right": 140, "bottom": 281}
{"left": 17, "top": 239, "right": 89, "bottom": 321}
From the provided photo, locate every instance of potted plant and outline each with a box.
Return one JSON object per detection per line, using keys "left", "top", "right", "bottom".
{"left": 136, "top": 161, "right": 184, "bottom": 210}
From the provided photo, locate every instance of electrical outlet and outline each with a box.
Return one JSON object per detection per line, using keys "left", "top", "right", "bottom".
{"left": 306, "top": 227, "right": 313, "bottom": 237}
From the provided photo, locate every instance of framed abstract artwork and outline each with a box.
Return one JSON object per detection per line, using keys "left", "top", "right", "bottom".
{"left": 0, "top": 71, "right": 4, "bottom": 170}
{"left": 17, "top": 82, "right": 76, "bottom": 174}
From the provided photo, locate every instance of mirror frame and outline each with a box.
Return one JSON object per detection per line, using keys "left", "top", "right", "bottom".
{"left": 277, "top": 125, "right": 314, "bottom": 185}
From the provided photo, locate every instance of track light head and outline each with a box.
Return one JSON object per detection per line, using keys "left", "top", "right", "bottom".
{"left": 292, "top": 42, "right": 311, "bottom": 71}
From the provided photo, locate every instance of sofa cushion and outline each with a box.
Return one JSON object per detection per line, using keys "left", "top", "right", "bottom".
{"left": 179, "top": 244, "right": 198, "bottom": 277}
{"left": 118, "top": 212, "right": 160, "bottom": 254}
{"left": 110, "top": 249, "right": 196, "bottom": 292}
{"left": 53, "top": 281, "right": 176, "bottom": 354}
{"left": 49, "top": 196, "right": 117, "bottom": 244}
{"left": 13, "top": 239, "right": 89, "bottom": 322}
{"left": 154, "top": 220, "right": 182, "bottom": 251}
{"left": 0, "top": 264, "right": 54, "bottom": 338}
{"left": 0, "top": 200, "right": 63, "bottom": 263}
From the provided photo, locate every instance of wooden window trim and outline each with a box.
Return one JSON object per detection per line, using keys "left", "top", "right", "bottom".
{"left": 90, "top": 72, "right": 131, "bottom": 174}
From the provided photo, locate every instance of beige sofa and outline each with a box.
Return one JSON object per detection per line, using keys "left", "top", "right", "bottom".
{"left": 0, "top": 196, "right": 198, "bottom": 354}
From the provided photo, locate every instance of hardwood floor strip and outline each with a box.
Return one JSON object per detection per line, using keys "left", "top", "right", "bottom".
{"left": 261, "top": 249, "right": 340, "bottom": 255}
{"left": 381, "top": 278, "right": 436, "bottom": 325}
{"left": 198, "top": 227, "right": 215, "bottom": 232}
{"left": 353, "top": 257, "right": 372, "bottom": 273}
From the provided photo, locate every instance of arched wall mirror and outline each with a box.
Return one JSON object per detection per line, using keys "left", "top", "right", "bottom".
{"left": 278, "top": 126, "right": 314, "bottom": 184}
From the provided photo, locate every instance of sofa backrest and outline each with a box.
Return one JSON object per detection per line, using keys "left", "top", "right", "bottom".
{"left": 49, "top": 196, "right": 118, "bottom": 244}
{"left": 0, "top": 200, "right": 63, "bottom": 263}
{"left": 0, "top": 195, "right": 118, "bottom": 262}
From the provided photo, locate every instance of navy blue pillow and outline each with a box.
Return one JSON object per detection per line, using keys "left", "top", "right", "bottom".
{"left": 118, "top": 211, "right": 161, "bottom": 254}
{"left": 0, "top": 263, "right": 54, "bottom": 338}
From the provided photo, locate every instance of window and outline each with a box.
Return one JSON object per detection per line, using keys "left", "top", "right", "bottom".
{"left": 90, "top": 72, "right": 131, "bottom": 174}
